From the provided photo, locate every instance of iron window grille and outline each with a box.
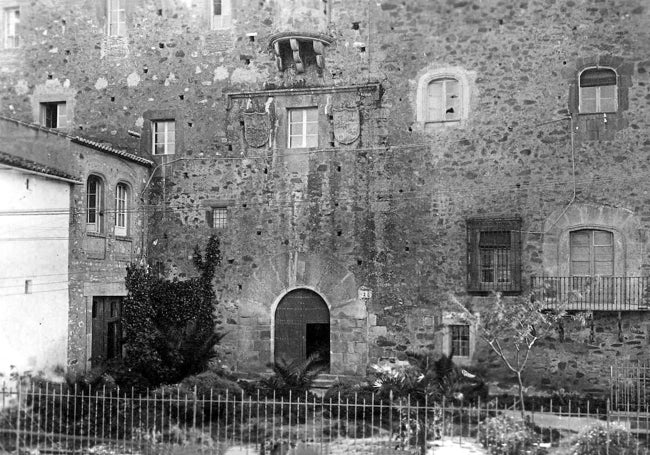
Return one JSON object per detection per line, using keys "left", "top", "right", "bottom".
{"left": 467, "top": 218, "right": 522, "bottom": 293}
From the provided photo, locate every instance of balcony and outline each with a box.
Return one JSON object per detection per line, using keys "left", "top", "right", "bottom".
{"left": 531, "top": 276, "right": 650, "bottom": 311}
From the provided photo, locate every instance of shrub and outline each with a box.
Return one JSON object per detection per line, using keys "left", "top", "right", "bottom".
{"left": 478, "top": 414, "right": 543, "bottom": 455}
{"left": 556, "top": 423, "right": 646, "bottom": 455}
{"left": 323, "top": 378, "right": 374, "bottom": 403}
{"left": 180, "top": 371, "right": 243, "bottom": 398}
{"left": 257, "top": 354, "right": 326, "bottom": 399}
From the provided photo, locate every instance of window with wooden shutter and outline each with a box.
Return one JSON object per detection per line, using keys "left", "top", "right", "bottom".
{"left": 467, "top": 218, "right": 522, "bottom": 293}
{"left": 579, "top": 68, "right": 618, "bottom": 114}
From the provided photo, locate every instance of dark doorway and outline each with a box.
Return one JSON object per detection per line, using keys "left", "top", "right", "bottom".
{"left": 275, "top": 289, "right": 330, "bottom": 371}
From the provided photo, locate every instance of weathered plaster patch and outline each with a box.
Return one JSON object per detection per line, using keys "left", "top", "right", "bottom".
{"left": 164, "top": 73, "right": 176, "bottom": 86}
{"left": 14, "top": 79, "right": 28, "bottom": 95}
{"left": 231, "top": 67, "right": 263, "bottom": 84}
{"left": 213, "top": 66, "right": 229, "bottom": 81}
{"left": 135, "top": 116, "right": 144, "bottom": 128}
{"left": 94, "top": 77, "right": 108, "bottom": 90}
{"left": 126, "top": 72, "right": 141, "bottom": 87}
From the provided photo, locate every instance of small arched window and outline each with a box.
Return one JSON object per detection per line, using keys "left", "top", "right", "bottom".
{"left": 426, "top": 78, "right": 460, "bottom": 123}
{"left": 579, "top": 68, "right": 618, "bottom": 114}
{"left": 115, "top": 183, "right": 129, "bottom": 237}
{"left": 86, "top": 175, "right": 104, "bottom": 234}
{"left": 416, "top": 67, "right": 471, "bottom": 130}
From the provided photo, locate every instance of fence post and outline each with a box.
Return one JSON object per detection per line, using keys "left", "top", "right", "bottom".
{"left": 14, "top": 380, "right": 20, "bottom": 455}
{"left": 606, "top": 398, "right": 610, "bottom": 455}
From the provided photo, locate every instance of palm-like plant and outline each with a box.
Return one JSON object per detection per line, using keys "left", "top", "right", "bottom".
{"left": 260, "top": 353, "right": 326, "bottom": 398}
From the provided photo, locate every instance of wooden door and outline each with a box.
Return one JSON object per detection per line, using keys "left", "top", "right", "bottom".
{"left": 91, "top": 296, "right": 122, "bottom": 366}
{"left": 275, "top": 289, "right": 329, "bottom": 367}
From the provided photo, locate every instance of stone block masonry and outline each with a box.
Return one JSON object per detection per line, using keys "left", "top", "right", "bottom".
{"left": 1, "top": 0, "right": 650, "bottom": 392}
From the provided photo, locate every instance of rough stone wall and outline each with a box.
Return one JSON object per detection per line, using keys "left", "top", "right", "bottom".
{"left": 1, "top": 0, "right": 650, "bottom": 390}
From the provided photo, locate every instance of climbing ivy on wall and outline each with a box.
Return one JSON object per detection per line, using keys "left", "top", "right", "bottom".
{"left": 122, "top": 235, "right": 222, "bottom": 386}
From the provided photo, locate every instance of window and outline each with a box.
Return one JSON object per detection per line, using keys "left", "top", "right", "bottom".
{"left": 86, "top": 175, "right": 104, "bottom": 234}
{"left": 40, "top": 102, "right": 67, "bottom": 129}
{"left": 207, "top": 207, "right": 228, "bottom": 229}
{"left": 115, "top": 183, "right": 128, "bottom": 236}
{"left": 416, "top": 67, "right": 472, "bottom": 129}
{"left": 152, "top": 120, "right": 176, "bottom": 155}
{"left": 450, "top": 325, "right": 470, "bottom": 357}
{"left": 211, "top": 0, "right": 232, "bottom": 30}
{"left": 288, "top": 108, "right": 318, "bottom": 148}
{"left": 107, "top": 0, "right": 126, "bottom": 36}
{"left": 91, "top": 296, "right": 122, "bottom": 365}
{"left": 426, "top": 78, "right": 460, "bottom": 123}
{"left": 467, "top": 218, "right": 521, "bottom": 293}
{"left": 570, "top": 229, "right": 614, "bottom": 277}
{"left": 3, "top": 7, "right": 19, "bottom": 48}
{"left": 579, "top": 68, "right": 617, "bottom": 114}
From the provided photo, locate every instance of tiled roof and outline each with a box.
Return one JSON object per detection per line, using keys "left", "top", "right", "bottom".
{"left": 0, "top": 150, "right": 81, "bottom": 183}
{"left": 0, "top": 115, "right": 153, "bottom": 167}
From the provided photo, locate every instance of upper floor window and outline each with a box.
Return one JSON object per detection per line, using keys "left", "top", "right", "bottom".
{"left": 40, "top": 102, "right": 67, "bottom": 129}
{"left": 570, "top": 229, "right": 614, "bottom": 277}
{"left": 288, "top": 107, "right": 318, "bottom": 148}
{"left": 467, "top": 218, "right": 522, "bottom": 293}
{"left": 107, "top": 0, "right": 126, "bottom": 36}
{"left": 426, "top": 78, "right": 460, "bottom": 123}
{"left": 152, "top": 120, "right": 175, "bottom": 155}
{"left": 579, "top": 68, "right": 617, "bottom": 114}
{"left": 86, "top": 175, "right": 104, "bottom": 234}
{"left": 3, "top": 7, "right": 19, "bottom": 49}
{"left": 211, "top": 0, "right": 232, "bottom": 30}
{"left": 115, "top": 183, "right": 128, "bottom": 236}
{"left": 416, "top": 67, "right": 472, "bottom": 130}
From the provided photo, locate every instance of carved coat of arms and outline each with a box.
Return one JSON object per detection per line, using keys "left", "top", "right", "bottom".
{"left": 332, "top": 107, "right": 360, "bottom": 145}
{"left": 243, "top": 112, "right": 270, "bottom": 148}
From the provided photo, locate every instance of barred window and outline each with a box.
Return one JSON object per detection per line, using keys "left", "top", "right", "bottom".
{"left": 467, "top": 218, "right": 521, "bottom": 293}
{"left": 207, "top": 206, "right": 228, "bottom": 229}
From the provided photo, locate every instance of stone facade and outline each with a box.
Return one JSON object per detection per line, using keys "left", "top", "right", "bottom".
{"left": 1, "top": 0, "right": 650, "bottom": 392}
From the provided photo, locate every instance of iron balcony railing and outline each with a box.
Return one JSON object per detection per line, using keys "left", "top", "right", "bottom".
{"left": 531, "top": 276, "right": 650, "bottom": 311}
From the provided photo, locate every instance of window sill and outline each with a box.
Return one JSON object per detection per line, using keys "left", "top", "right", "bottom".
{"left": 115, "top": 235, "right": 132, "bottom": 242}
{"left": 86, "top": 232, "right": 106, "bottom": 239}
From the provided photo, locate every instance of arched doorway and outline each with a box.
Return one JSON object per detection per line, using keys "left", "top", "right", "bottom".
{"left": 274, "top": 289, "right": 330, "bottom": 370}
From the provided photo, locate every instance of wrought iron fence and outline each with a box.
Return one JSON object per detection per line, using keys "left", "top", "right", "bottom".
{"left": 531, "top": 276, "right": 650, "bottom": 311}
{"left": 2, "top": 381, "right": 650, "bottom": 454}
{"left": 611, "top": 363, "right": 650, "bottom": 414}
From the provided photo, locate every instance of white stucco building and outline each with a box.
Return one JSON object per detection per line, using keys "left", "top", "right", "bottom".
{"left": 0, "top": 151, "right": 80, "bottom": 377}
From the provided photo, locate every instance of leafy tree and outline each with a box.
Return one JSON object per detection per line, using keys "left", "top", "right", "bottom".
{"left": 453, "top": 292, "right": 564, "bottom": 419}
{"left": 122, "top": 236, "right": 222, "bottom": 386}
